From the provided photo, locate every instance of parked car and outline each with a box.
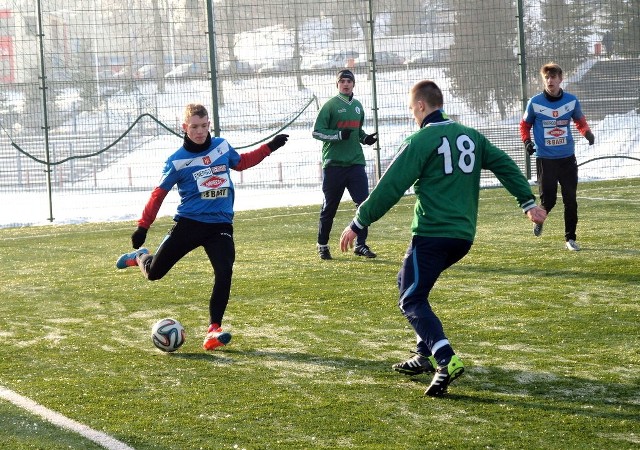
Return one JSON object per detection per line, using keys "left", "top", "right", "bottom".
{"left": 219, "top": 60, "right": 264, "bottom": 75}
{"left": 164, "top": 63, "right": 192, "bottom": 78}
{"left": 48, "top": 67, "right": 81, "bottom": 82}
{"left": 405, "top": 51, "right": 436, "bottom": 67}
{"left": 257, "top": 58, "right": 297, "bottom": 74}
{"left": 96, "top": 67, "right": 122, "bottom": 81}
{"left": 301, "top": 49, "right": 359, "bottom": 70}
{"left": 165, "top": 62, "right": 209, "bottom": 79}
{"left": 404, "top": 49, "right": 450, "bottom": 68}
{"left": 111, "top": 66, "right": 132, "bottom": 80}
{"left": 0, "top": 91, "right": 23, "bottom": 115}
{"left": 134, "top": 64, "right": 159, "bottom": 79}
{"left": 354, "top": 51, "right": 405, "bottom": 69}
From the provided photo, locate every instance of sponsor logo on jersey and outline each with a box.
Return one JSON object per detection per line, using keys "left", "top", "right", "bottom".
{"left": 557, "top": 119, "right": 569, "bottom": 126}
{"left": 201, "top": 175, "right": 226, "bottom": 189}
{"left": 337, "top": 108, "right": 346, "bottom": 113}
{"left": 337, "top": 120, "right": 361, "bottom": 129}
{"left": 201, "top": 188, "right": 228, "bottom": 199}
{"left": 193, "top": 167, "right": 213, "bottom": 180}
{"left": 543, "top": 120, "right": 556, "bottom": 127}
{"left": 214, "top": 144, "right": 226, "bottom": 157}
{"left": 211, "top": 164, "right": 227, "bottom": 173}
{"left": 203, "top": 156, "right": 211, "bottom": 165}
{"left": 545, "top": 137, "right": 567, "bottom": 146}
{"left": 175, "top": 157, "right": 203, "bottom": 170}
{"left": 548, "top": 127, "right": 565, "bottom": 138}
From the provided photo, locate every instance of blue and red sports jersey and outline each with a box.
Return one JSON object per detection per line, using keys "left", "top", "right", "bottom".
{"left": 158, "top": 137, "right": 242, "bottom": 224}
{"left": 521, "top": 91, "right": 585, "bottom": 159}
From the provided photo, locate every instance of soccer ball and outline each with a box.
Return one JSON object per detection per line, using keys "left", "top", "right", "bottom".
{"left": 151, "top": 318, "right": 185, "bottom": 352}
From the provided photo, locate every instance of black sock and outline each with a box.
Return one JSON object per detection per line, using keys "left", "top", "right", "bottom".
{"left": 434, "top": 345, "right": 455, "bottom": 366}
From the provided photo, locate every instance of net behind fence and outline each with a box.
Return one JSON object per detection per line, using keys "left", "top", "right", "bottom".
{"left": 0, "top": 0, "right": 638, "bottom": 225}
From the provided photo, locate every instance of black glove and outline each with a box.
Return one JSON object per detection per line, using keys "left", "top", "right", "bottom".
{"left": 363, "top": 132, "right": 378, "bottom": 146}
{"left": 585, "top": 130, "right": 595, "bottom": 145}
{"left": 340, "top": 129, "right": 352, "bottom": 140}
{"left": 131, "top": 226, "right": 148, "bottom": 249}
{"left": 267, "top": 134, "right": 289, "bottom": 152}
{"left": 524, "top": 139, "right": 535, "bottom": 156}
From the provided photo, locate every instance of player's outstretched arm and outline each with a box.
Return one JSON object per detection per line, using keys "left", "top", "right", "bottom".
{"left": 234, "top": 134, "right": 288, "bottom": 171}
{"left": 266, "top": 134, "right": 289, "bottom": 152}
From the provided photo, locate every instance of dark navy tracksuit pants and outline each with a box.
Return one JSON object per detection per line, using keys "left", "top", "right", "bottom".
{"left": 397, "top": 236, "right": 472, "bottom": 357}
{"left": 317, "top": 165, "right": 369, "bottom": 247}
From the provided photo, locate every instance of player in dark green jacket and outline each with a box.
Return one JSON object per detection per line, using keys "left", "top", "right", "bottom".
{"left": 340, "top": 80, "right": 547, "bottom": 397}
{"left": 312, "top": 69, "right": 378, "bottom": 260}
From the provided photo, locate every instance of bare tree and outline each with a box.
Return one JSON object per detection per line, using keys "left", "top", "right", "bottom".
{"left": 447, "top": 0, "right": 520, "bottom": 120}
{"left": 536, "top": 0, "right": 595, "bottom": 76}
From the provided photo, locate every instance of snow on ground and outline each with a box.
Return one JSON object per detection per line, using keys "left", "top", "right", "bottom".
{"left": 1, "top": 98, "right": 638, "bottom": 229}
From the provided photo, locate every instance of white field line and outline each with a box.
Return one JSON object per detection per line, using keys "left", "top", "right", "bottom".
{"left": 0, "top": 386, "right": 135, "bottom": 450}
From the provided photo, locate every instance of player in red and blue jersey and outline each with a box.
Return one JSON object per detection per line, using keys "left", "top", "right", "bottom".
{"left": 520, "top": 62, "right": 595, "bottom": 251}
{"left": 116, "top": 103, "right": 289, "bottom": 350}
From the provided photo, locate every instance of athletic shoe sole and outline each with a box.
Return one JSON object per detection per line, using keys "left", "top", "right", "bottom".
{"left": 203, "top": 331, "right": 232, "bottom": 351}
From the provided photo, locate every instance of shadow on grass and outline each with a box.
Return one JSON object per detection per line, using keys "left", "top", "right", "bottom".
{"left": 241, "top": 349, "right": 388, "bottom": 371}
{"left": 459, "top": 262, "right": 639, "bottom": 284}
{"left": 167, "top": 348, "right": 375, "bottom": 368}
{"left": 401, "top": 364, "right": 639, "bottom": 422}
{"left": 165, "top": 348, "right": 639, "bottom": 424}
{"left": 170, "top": 348, "right": 391, "bottom": 372}
{"left": 168, "top": 351, "right": 234, "bottom": 363}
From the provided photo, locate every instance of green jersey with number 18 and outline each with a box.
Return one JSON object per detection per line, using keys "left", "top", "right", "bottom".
{"left": 355, "top": 116, "right": 535, "bottom": 241}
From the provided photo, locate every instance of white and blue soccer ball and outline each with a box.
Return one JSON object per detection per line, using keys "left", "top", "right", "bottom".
{"left": 151, "top": 318, "right": 185, "bottom": 352}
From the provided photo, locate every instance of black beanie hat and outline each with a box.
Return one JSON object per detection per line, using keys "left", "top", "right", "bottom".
{"left": 336, "top": 69, "right": 355, "bottom": 84}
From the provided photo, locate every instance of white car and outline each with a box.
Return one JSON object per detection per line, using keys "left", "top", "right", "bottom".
{"left": 165, "top": 62, "right": 209, "bottom": 78}
{"left": 219, "top": 60, "right": 263, "bottom": 75}
{"left": 354, "top": 51, "right": 405, "bottom": 69}
{"left": 404, "top": 49, "right": 450, "bottom": 67}
{"left": 301, "top": 50, "right": 359, "bottom": 70}
{"left": 134, "top": 64, "right": 159, "bottom": 79}
{"left": 257, "top": 58, "right": 297, "bottom": 74}
{"left": 164, "top": 63, "right": 192, "bottom": 78}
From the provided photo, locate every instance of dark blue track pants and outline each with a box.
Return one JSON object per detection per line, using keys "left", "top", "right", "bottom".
{"left": 317, "top": 164, "right": 369, "bottom": 246}
{"left": 397, "top": 235, "right": 472, "bottom": 356}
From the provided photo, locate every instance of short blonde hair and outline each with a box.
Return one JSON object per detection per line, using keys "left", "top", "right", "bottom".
{"left": 540, "top": 62, "right": 563, "bottom": 78}
{"left": 411, "top": 80, "right": 443, "bottom": 108}
{"left": 183, "top": 103, "right": 208, "bottom": 123}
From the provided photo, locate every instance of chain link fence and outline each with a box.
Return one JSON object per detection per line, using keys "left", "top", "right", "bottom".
{"left": 1, "top": 0, "right": 639, "bottom": 223}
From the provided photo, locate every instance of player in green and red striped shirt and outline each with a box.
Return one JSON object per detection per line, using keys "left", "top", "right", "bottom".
{"left": 340, "top": 80, "right": 547, "bottom": 397}
{"left": 312, "top": 69, "right": 378, "bottom": 260}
